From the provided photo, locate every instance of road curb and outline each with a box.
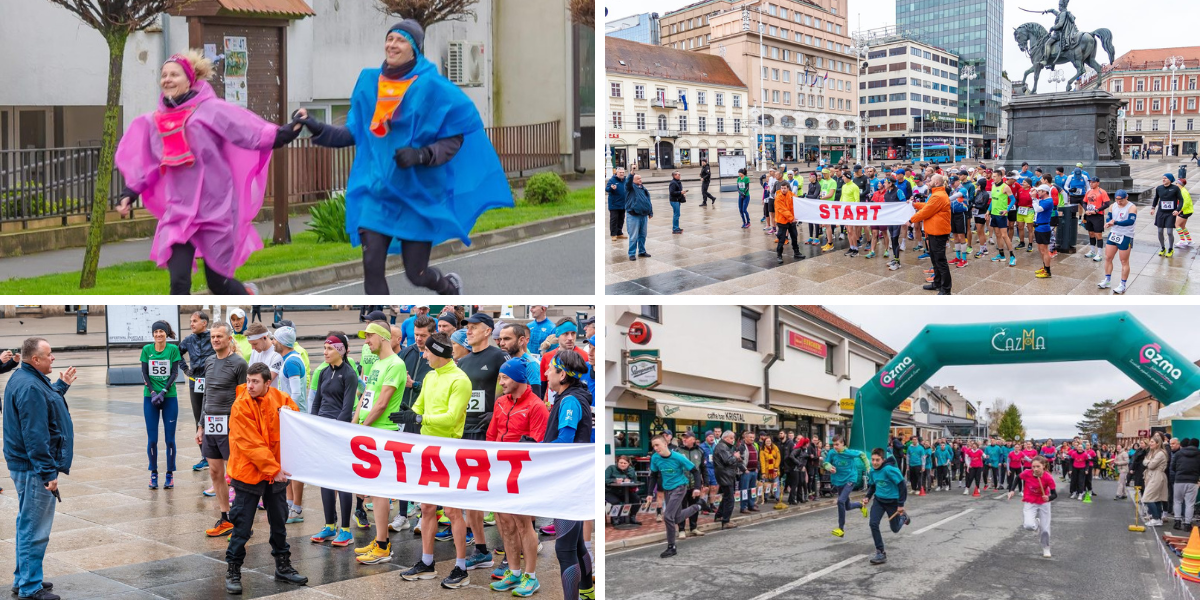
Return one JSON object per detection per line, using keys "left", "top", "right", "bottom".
{"left": 195, "top": 212, "right": 594, "bottom": 295}
{"left": 604, "top": 492, "right": 866, "bottom": 552}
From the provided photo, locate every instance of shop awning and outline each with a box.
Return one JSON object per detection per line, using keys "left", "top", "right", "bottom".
{"left": 636, "top": 390, "right": 778, "bottom": 428}
{"left": 774, "top": 407, "right": 849, "bottom": 422}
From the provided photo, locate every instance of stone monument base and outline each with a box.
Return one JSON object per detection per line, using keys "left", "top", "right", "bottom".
{"left": 997, "top": 89, "right": 1135, "bottom": 201}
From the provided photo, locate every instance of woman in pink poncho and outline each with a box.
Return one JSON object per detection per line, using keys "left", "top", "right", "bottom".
{"left": 115, "top": 50, "right": 302, "bottom": 295}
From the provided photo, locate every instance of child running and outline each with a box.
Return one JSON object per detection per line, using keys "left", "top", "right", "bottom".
{"left": 650, "top": 435, "right": 710, "bottom": 559}
{"left": 822, "top": 436, "right": 870, "bottom": 538}
{"left": 864, "top": 448, "right": 911, "bottom": 565}
{"left": 963, "top": 440, "right": 984, "bottom": 496}
{"left": 1007, "top": 455, "right": 1056, "bottom": 558}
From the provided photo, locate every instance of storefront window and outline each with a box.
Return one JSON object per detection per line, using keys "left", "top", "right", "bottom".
{"left": 613, "top": 411, "right": 643, "bottom": 453}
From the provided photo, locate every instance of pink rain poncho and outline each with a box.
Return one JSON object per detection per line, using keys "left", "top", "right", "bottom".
{"left": 115, "top": 80, "right": 276, "bottom": 278}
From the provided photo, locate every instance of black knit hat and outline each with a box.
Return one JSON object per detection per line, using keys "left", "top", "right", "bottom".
{"left": 387, "top": 20, "right": 425, "bottom": 53}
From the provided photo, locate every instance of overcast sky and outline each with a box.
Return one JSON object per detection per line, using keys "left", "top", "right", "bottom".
{"left": 605, "top": 0, "right": 1197, "bottom": 91}
{"left": 822, "top": 306, "right": 1200, "bottom": 439}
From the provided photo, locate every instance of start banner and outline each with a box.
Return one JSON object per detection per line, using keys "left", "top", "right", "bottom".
{"left": 794, "top": 198, "right": 915, "bottom": 226}
{"left": 280, "top": 411, "right": 595, "bottom": 520}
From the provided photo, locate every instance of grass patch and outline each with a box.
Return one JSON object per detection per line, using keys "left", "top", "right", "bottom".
{"left": 0, "top": 187, "right": 594, "bottom": 295}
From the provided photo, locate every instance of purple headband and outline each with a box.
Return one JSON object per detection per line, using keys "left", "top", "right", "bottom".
{"left": 166, "top": 55, "right": 196, "bottom": 85}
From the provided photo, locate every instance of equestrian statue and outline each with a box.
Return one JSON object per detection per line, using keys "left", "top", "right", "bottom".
{"left": 1014, "top": 0, "right": 1115, "bottom": 94}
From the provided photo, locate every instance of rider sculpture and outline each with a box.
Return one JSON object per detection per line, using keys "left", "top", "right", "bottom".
{"left": 1042, "top": 0, "right": 1078, "bottom": 67}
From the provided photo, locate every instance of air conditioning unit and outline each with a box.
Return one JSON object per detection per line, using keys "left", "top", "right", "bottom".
{"left": 446, "top": 41, "right": 485, "bottom": 87}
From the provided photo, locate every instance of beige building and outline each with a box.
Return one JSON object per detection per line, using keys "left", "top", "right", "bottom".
{"left": 658, "top": 0, "right": 858, "bottom": 165}
{"left": 605, "top": 37, "right": 749, "bottom": 169}
{"left": 1115, "top": 392, "right": 1163, "bottom": 442}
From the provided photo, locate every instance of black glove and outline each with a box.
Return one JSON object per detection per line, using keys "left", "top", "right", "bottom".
{"left": 273, "top": 123, "right": 302, "bottom": 149}
{"left": 519, "top": 435, "right": 539, "bottom": 443}
{"left": 390, "top": 409, "right": 421, "bottom": 425}
{"left": 394, "top": 146, "right": 431, "bottom": 169}
{"left": 292, "top": 110, "right": 325, "bottom": 136}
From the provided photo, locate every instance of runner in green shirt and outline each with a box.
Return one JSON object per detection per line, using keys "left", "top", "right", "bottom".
{"left": 140, "top": 320, "right": 184, "bottom": 490}
{"left": 819, "top": 169, "right": 838, "bottom": 251}
{"left": 840, "top": 172, "right": 868, "bottom": 257}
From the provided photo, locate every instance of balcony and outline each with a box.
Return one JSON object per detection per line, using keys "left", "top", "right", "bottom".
{"left": 651, "top": 99, "right": 679, "bottom": 109}
{"left": 652, "top": 129, "right": 680, "bottom": 138}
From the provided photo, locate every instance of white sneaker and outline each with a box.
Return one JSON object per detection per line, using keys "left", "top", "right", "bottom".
{"left": 1148, "top": 519, "right": 1164, "bottom": 527}
{"left": 1097, "top": 279, "right": 1110, "bottom": 289}
{"left": 1093, "top": 253, "right": 1103, "bottom": 262}
{"left": 1114, "top": 282, "right": 1127, "bottom": 294}
{"left": 963, "top": 488, "right": 970, "bottom": 495}
{"left": 1083, "top": 250, "right": 1094, "bottom": 258}
{"left": 677, "top": 530, "right": 686, "bottom": 539}
{"left": 1042, "top": 548, "right": 1052, "bottom": 558}
{"left": 389, "top": 515, "right": 410, "bottom": 531}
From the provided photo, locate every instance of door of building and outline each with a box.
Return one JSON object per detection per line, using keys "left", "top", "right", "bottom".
{"left": 637, "top": 148, "right": 650, "bottom": 169}
{"left": 657, "top": 141, "right": 674, "bottom": 168}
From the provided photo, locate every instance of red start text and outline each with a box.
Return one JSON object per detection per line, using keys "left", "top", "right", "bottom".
{"left": 349, "top": 436, "right": 532, "bottom": 493}
{"left": 817, "top": 204, "right": 884, "bottom": 221}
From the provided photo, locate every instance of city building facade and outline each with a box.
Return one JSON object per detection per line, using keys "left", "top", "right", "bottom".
{"left": 658, "top": 0, "right": 859, "bottom": 164}
{"left": 1095, "top": 47, "right": 1200, "bottom": 158}
{"left": 1115, "top": 392, "right": 1164, "bottom": 442}
{"left": 606, "top": 12, "right": 661, "bottom": 45}
{"left": 606, "top": 37, "right": 749, "bottom": 169}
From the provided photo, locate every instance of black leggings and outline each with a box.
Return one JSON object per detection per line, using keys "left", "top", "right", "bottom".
{"left": 321, "top": 487, "right": 353, "bottom": 529}
{"left": 1071, "top": 466, "right": 1087, "bottom": 495}
{"left": 359, "top": 228, "right": 455, "bottom": 295}
{"left": 908, "top": 466, "right": 923, "bottom": 492}
{"left": 187, "top": 389, "right": 204, "bottom": 429}
{"left": 553, "top": 519, "right": 593, "bottom": 597}
{"left": 1007, "top": 469, "right": 1023, "bottom": 492}
{"left": 966, "top": 466, "right": 983, "bottom": 490}
{"left": 167, "top": 242, "right": 249, "bottom": 295}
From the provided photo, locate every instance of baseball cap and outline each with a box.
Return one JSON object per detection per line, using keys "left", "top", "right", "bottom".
{"left": 364, "top": 310, "right": 387, "bottom": 322}
{"left": 580, "top": 316, "right": 595, "bottom": 327}
{"left": 1116, "top": 189, "right": 1129, "bottom": 198}
{"left": 271, "top": 319, "right": 294, "bottom": 329}
{"left": 415, "top": 304, "right": 430, "bottom": 310}
{"left": 465, "top": 313, "right": 495, "bottom": 329}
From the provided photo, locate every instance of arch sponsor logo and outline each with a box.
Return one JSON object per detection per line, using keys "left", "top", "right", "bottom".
{"left": 990, "top": 327, "right": 1046, "bottom": 353}
{"left": 879, "top": 356, "right": 916, "bottom": 390}
{"left": 1138, "top": 343, "right": 1184, "bottom": 385}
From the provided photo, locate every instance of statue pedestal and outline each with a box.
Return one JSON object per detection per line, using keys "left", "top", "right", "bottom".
{"left": 997, "top": 90, "right": 1135, "bottom": 200}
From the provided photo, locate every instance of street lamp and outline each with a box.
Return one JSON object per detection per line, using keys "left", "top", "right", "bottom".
{"left": 960, "top": 63, "right": 977, "bottom": 164}
{"left": 1163, "top": 56, "right": 1184, "bottom": 157}
{"left": 1047, "top": 69, "right": 1067, "bottom": 92}
{"left": 849, "top": 30, "right": 871, "bottom": 166}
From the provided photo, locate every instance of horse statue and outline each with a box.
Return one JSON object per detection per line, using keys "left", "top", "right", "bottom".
{"left": 1014, "top": 21, "right": 1114, "bottom": 94}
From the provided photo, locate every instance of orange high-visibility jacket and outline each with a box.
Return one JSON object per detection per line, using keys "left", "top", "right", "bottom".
{"left": 228, "top": 384, "right": 298, "bottom": 485}
{"left": 775, "top": 186, "right": 796, "bottom": 224}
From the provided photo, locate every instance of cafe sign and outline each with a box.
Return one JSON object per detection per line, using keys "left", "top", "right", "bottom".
{"left": 627, "top": 354, "right": 662, "bottom": 389}
{"left": 787, "top": 331, "right": 828, "bottom": 358}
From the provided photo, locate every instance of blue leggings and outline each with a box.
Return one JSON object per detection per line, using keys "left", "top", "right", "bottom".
{"left": 144, "top": 395, "right": 178, "bottom": 473}
{"left": 837, "top": 482, "right": 862, "bottom": 529}
{"left": 553, "top": 519, "right": 593, "bottom": 597}
{"left": 738, "top": 194, "right": 750, "bottom": 225}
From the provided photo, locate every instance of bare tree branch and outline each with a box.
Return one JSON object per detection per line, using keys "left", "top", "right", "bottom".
{"left": 377, "top": 0, "right": 479, "bottom": 31}
{"left": 568, "top": 0, "right": 593, "bottom": 29}
{"left": 47, "top": 0, "right": 193, "bottom": 34}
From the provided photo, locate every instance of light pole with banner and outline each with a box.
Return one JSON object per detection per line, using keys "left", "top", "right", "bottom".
{"left": 1164, "top": 56, "right": 1184, "bottom": 157}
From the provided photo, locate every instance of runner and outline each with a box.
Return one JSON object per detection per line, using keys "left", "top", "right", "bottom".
{"left": 988, "top": 170, "right": 1016, "bottom": 266}
{"left": 863, "top": 447, "right": 911, "bottom": 565}
{"left": 1099, "top": 189, "right": 1137, "bottom": 294}
{"left": 487, "top": 358, "right": 548, "bottom": 595}
{"left": 1032, "top": 184, "right": 1056, "bottom": 278}
{"left": 539, "top": 321, "right": 587, "bottom": 400}
{"left": 906, "top": 437, "right": 926, "bottom": 492}
{"left": 455, "top": 313, "right": 507, "bottom": 569}
{"left": 351, "top": 322, "right": 407, "bottom": 566}
{"left": 526, "top": 306, "right": 555, "bottom": 356}
{"left": 295, "top": 20, "right": 511, "bottom": 294}
{"left": 269, "top": 326, "right": 309, "bottom": 523}
{"left": 196, "top": 322, "right": 247, "bottom": 538}
{"left": 179, "top": 311, "right": 214, "bottom": 472}
{"left": 963, "top": 440, "right": 984, "bottom": 495}
{"left": 1014, "top": 178, "right": 1035, "bottom": 252}
{"left": 308, "top": 333, "right": 359, "bottom": 548}
{"left": 1150, "top": 173, "right": 1184, "bottom": 257}
{"left": 818, "top": 168, "right": 837, "bottom": 251}
{"left": 399, "top": 305, "right": 430, "bottom": 348}
{"left": 1006, "top": 455, "right": 1056, "bottom": 558}
{"left": 497, "top": 324, "right": 543, "bottom": 401}
{"left": 141, "top": 320, "right": 183, "bottom": 490}
{"left": 737, "top": 168, "right": 753, "bottom": 229}
{"left": 114, "top": 50, "right": 302, "bottom": 294}
{"left": 948, "top": 176, "right": 971, "bottom": 268}
{"left": 651, "top": 434, "right": 710, "bottom": 560}
{"left": 1177, "top": 179, "right": 1194, "bottom": 247}
{"left": 227, "top": 308, "right": 252, "bottom": 360}
{"left": 822, "top": 436, "right": 869, "bottom": 538}
{"left": 839, "top": 171, "right": 865, "bottom": 258}
{"left": 246, "top": 323, "right": 283, "bottom": 390}
{"left": 542, "top": 349, "right": 596, "bottom": 600}
{"left": 934, "top": 439, "right": 953, "bottom": 491}
{"left": 223, "top": 363, "right": 308, "bottom": 594}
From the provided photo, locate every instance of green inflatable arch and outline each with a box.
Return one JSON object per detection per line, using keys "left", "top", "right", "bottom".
{"left": 849, "top": 311, "right": 1200, "bottom": 454}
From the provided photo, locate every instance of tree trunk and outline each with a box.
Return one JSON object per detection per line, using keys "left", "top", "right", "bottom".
{"left": 80, "top": 31, "right": 128, "bottom": 289}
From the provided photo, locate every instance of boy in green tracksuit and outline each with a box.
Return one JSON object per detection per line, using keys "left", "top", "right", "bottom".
{"left": 651, "top": 435, "right": 711, "bottom": 558}
{"left": 864, "top": 448, "right": 911, "bottom": 565}
{"left": 822, "top": 436, "right": 870, "bottom": 538}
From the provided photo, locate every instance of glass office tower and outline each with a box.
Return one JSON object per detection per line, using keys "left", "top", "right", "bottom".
{"left": 896, "top": 0, "right": 1003, "bottom": 159}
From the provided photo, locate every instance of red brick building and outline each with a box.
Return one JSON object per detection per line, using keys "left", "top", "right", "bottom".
{"left": 1089, "top": 46, "right": 1200, "bottom": 157}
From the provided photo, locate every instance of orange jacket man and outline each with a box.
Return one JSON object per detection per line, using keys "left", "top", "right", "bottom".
{"left": 774, "top": 184, "right": 804, "bottom": 262}
{"left": 224, "top": 362, "right": 308, "bottom": 594}
{"left": 910, "top": 177, "right": 953, "bottom": 294}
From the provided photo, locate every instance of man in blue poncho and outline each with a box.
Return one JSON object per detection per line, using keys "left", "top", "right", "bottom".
{"left": 297, "top": 20, "right": 512, "bottom": 295}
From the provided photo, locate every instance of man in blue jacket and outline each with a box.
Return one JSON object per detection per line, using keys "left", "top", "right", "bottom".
{"left": 4, "top": 338, "right": 77, "bottom": 600}
{"left": 625, "top": 164, "right": 654, "bottom": 261}
{"left": 607, "top": 167, "right": 627, "bottom": 241}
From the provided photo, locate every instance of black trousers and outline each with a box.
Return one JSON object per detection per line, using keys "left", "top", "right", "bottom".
{"left": 701, "top": 179, "right": 715, "bottom": 202}
{"left": 188, "top": 389, "right": 204, "bottom": 429}
{"left": 908, "top": 466, "right": 924, "bottom": 492}
{"left": 776, "top": 222, "right": 800, "bottom": 257}
{"left": 937, "top": 465, "right": 950, "bottom": 489}
{"left": 966, "top": 466, "right": 983, "bottom": 490}
{"left": 167, "top": 242, "right": 249, "bottom": 295}
{"left": 321, "top": 487, "right": 353, "bottom": 529}
{"left": 926, "top": 233, "right": 951, "bottom": 293}
{"left": 717, "top": 483, "right": 736, "bottom": 523}
{"left": 609, "top": 209, "right": 625, "bottom": 236}
{"left": 1070, "top": 466, "right": 1087, "bottom": 495}
{"left": 227, "top": 480, "right": 290, "bottom": 566}
{"left": 359, "top": 228, "right": 453, "bottom": 295}
{"left": 788, "top": 469, "right": 806, "bottom": 502}
{"left": 682, "top": 486, "right": 701, "bottom": 530}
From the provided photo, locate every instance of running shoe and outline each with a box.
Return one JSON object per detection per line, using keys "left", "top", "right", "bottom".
{"left": 244, "top": 283, "right": 259, "bottom": 295}
{"left": 512, "top": 573, "right": 540, "bottom": 597}
{"left": 435, "top": 528, "right": 455, "bottom": 542}
{"left": 917, "top": 252, "right": 929, "bottom": 260}
{"left": 311, "top": 525, "right": 338, "bottom": 543}
{"left": 580, "top": 585, "right": 596, "bottom": 600}
{"left": 164, "top": 473, "right": 174, "bottom": 489}
{"left": 761, "top": 216, "right": 767, "bottom": 223}
{"left": 355, "top": 540, "right": 380, "bottom": 555}
{"left": 286, "top": 508, "right": 304, "bottom": 524}
{"left": 1026, "top": 244, "right": 1034, "bottom": 252}
{"left": 1097, "top": 279, "right": 1111, "bottom": 289}
{"left": 202, "top": 487, "right": 215, "bottom": 497}
{"left": 926, "top": 275, "right": 936, "bottom": 283}
{"left": 1159, "top": 248, "right": 1167, "bottom": 256}
{"left": 389, "top": 516, "right": 409, "bottom": 532}
{"left": 365, "top": 502, "right": 373, "bottom": 511}
{"left": 356, "top": 543, "right": 392, "bottom": 564}
{"left": 206, "top": 518, "right": 234, "bottom": 537}
{"left": 991, "top": 254, "right": 1004, "bottom": 262}
{"left": 441, "top": 566, "right": 470, "bottom": 589}
{"left": 1093, "top": 253, "right": 1103, "bottom": 262}
{"left": 1042, "top": 548, "right": 1052, "bottom": 558}
{"left": 438, "top": 510, "right": 451, "bottom": 526}
{"left": 821, "top": 243, "right": 834, "bottom": 252}
{"left": 408, "top": 504, "right": 422, "bottom": 518}
{"left": 149, "top": 473, "right": 158, "bottom": 490}
{"left": 353, "top": 509, "right": 369, "bottom": 529}
{"left": 924, "top": 268, "right": 935, "bottom": 274}
{"left": 401, "top": 559, "right": 437, "bottom": 581}
{"left": 444, "top": 272, "right": 464, "bottom": 294}
{"left": 1008, "top": 256, "right": 1016, "bottom": 267}
{"left": 1114, "top": 282, "right": 1127, "bottom": 294}
{"left": 956, "top": 259, "right": 969, "bottom": 269}
{"left": 861, "top": 504, "right": 868, "bottom": 518}
{"left": 465, "top": 550, "right": 494, "bottom": 570}
{"left": 539, "top": 524, "right": 556, "bottom": 536}
{"left": 974, "top": 249, "right": 987, "bottom": 258}
{"left": 888, "top": 260, "right": 901, "bottom": 271}
{"left": 870, "top": 551, "right": 887, "bottom": 565}
{"left": 492, "top": 560, "right": 510, "bottom": 580}
{"left": 484, "top": 512, "right": 496, "bottom": 526}
{"left": 492, "top": 569, "right": 521, "bottom": 591}
{"left": 466, "top": 531, "right": 474, "bottom": 545}
{"left": 1036, "top": 270, "right": 1051, "bottom": 278}
{"left": 331, "top": 528, "right": 353, "bottom": 547}
{"left": 966, "top": 245, "right": 973, "bottom": 254}
{"left": 192, "top": 458, "right": 209, "bottom": 471}
{"left": 1167, "top": 249, "right": 1175, "bottom": 257}
{"left": 660, "top": 545, "right": 677, "bottom": 558}
{"left": 864, "top": 250, "right": 876, "bottom": 259}
{"left": 831, "top": 528, "right": 845, "bottom": 538}
{"left": 1015, "top": 241, "right": 1026, "bottom": 249}
{"left": 413, "top": 519, "right": 423, "bottom": 534}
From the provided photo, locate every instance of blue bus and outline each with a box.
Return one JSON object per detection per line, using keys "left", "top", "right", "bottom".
{"left": 918, "top": 144, "right": 968, "bottom": 164}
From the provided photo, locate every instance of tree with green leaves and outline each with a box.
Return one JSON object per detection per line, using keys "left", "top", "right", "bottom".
{"left": 47, "top": 0, "right": 191, "bottom": 288}
{"left": 1077, "top": 399, "right": 1119, "bottom": 445}
{"left": 996, "top": 404, "right": 1026, "bottom": 441}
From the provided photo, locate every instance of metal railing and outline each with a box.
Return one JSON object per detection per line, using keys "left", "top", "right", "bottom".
{"left": 1, "top": 119, "right": 563, "bottom": 227}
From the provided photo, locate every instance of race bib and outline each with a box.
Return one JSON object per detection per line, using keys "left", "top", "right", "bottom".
{"left": 1108, "top": 232, "right": 1125, "bottom": 245}
{"left": 359, "top": 390, "right": 375, "bottom": 412}
{"left": 467, "top": 390, "right": 486, "bottom": 413}
{"left": 149, "top": 360, "right": 169, "bottom": 377}
{"left": 204, "top": 415, "right": 228, "bottom": 436}
{"left": 740, "top": 489, "right": 748, "bottom": 501}
{"left": 1162, "top": 201, "right": 1175, "bottom": 210}
{"left": 194, "top": 377, "right": 206, "bottom": 393}
{"left": 1017, "top": 206, "right": 1030, "bottom": 215}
